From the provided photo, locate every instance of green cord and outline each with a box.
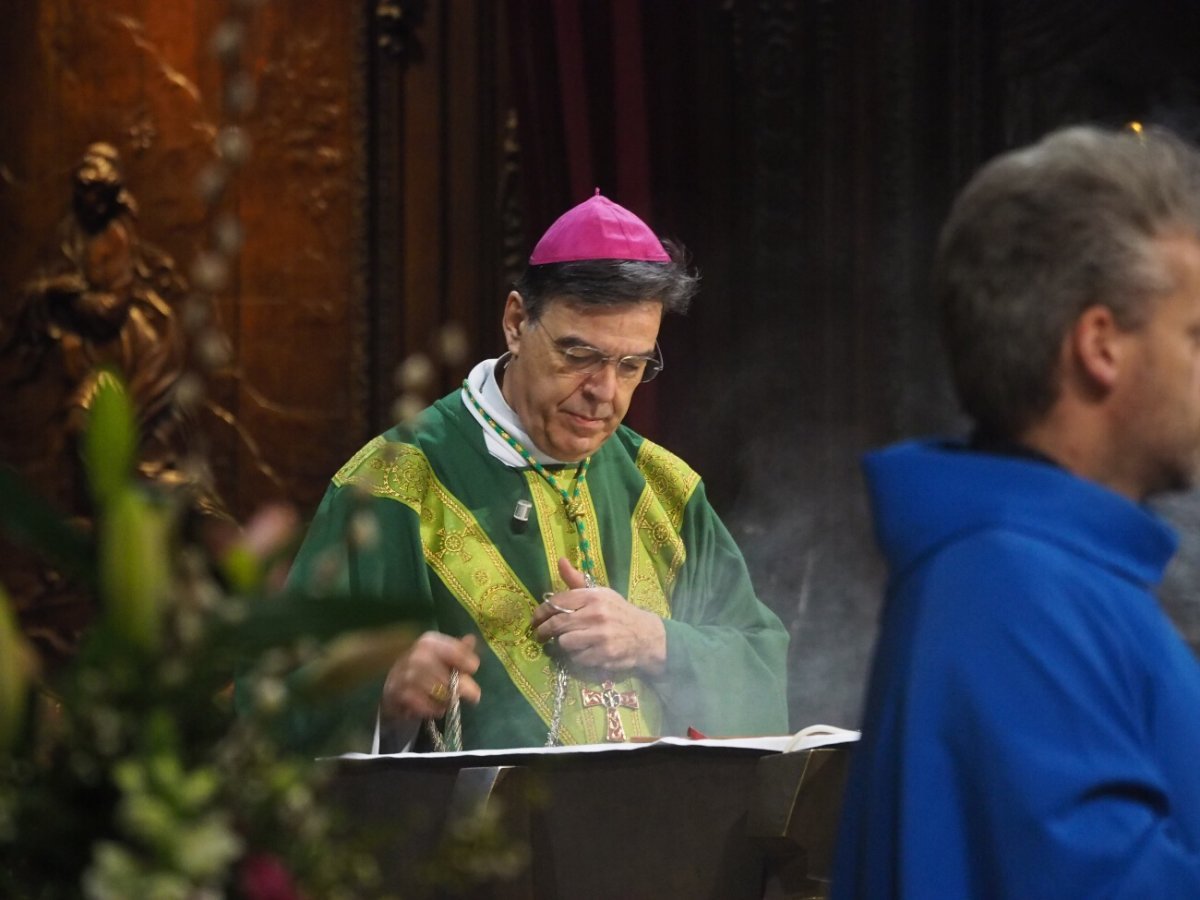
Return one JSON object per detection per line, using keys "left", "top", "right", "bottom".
{"left": 463, "top": 380, "right": 597, "bottom": 582}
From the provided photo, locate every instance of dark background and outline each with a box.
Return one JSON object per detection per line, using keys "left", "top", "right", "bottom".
{"left": 3, "top": 0, "right": 1200, "bottom": 728}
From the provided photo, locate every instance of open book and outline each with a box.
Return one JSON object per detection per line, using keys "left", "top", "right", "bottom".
{"left": 340, "top": 723, "right": 859, "bottom": 760}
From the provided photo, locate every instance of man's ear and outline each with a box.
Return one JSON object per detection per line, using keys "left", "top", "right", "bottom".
{"left": 1070, "top": 304, "right": 1123, "bottom": 391}
{"left": 501, "top": 291, "right": 528, "bottom": 355}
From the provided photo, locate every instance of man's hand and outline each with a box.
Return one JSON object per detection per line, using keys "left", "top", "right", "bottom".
{"left": 382, "top": 631, "right": 482, "bottom": 721}
{"left": 530, "top": 557, "right": 667, "bottom": 676}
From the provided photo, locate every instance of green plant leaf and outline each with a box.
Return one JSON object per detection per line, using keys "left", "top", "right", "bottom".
{"left": 297, "top": 625, "right": 415, "bottom": 699}
{"left": 0, "top": 464, "right": 94, "bottom": 584}
{"left": 99, "top": 487, "right": 172, "bottom": 653}
{"left": 84, "top": 370, "right": 137, "bottom": 510}
{"left": 0, "top": 583, "right": 36, "bottom": 754}
{"left": 220, "top": 545, "right": 262, "bottom": 595}
{"left": 213, "top": 593, "right": 415, "bottom": 658}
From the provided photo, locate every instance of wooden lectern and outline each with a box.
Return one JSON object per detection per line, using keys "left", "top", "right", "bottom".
{"left": 325, "top": 735, "right": 852, "bottom": 899}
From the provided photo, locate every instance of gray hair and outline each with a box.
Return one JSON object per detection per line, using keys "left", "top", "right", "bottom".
{"left": 936, "top": 124, "right": 1200, "bottom": 439}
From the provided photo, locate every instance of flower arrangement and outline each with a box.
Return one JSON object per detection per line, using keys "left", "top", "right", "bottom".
{"left": 0, "top": 371, "right": 416, "bottom": 899}
{"left": 0, "top": 5, "right": 529, "bottom": 890}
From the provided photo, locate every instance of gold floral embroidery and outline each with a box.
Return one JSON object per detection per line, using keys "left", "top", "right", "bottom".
{"left": 628, "top": 439, "right": 701, "bottom": 616}
{"left": 523, "top": 471, "right": 611, "bottom": 589}
{"left": 522, "top": 470, "right": 655, "bottom": 740}
{"left": 332, "top": 435, "right": 385, "bottom": 486}
{"left": 333, "top": 441, "right": 569, "bottom": 732}
{"left": 332, "top": 437, "right": 686, "bottom": 744}
{"left": 431, "top": 526, "right": 473, "bottom": 564}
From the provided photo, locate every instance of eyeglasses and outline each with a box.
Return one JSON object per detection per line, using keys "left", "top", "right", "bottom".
{"left": 535, "top": 322, "right": 664, "bottom": 383}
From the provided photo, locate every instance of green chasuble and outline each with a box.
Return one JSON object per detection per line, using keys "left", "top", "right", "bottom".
{"left": 288, "top": 389, "right": 790, "bottom": 750}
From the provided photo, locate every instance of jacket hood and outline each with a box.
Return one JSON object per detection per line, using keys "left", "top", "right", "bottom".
{"left": 862, "top": 439, "right": 1178, "bottom": 588}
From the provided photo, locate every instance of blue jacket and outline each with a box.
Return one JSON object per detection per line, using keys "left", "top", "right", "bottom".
{"left": 833, "top": 440, "right": 1200, "bottom": 898}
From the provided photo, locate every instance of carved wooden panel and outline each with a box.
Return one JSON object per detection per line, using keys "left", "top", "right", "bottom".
{"left": 0, "top": 0, "right": 368, "bottom": 659}
{"left": 0, "top": 1, "right": 368, "bottom": 516}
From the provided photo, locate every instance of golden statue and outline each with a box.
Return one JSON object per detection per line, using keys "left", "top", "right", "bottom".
{"left": 8, "top": 142, "right": 191, "bottom": 488}
{"left": 3, "top": 143, "right": 220, "bottom": 665}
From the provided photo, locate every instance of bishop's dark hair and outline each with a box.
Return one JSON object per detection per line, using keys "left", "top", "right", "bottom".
{"left": 514, "top": 238, "right": 699, "bottom": 321}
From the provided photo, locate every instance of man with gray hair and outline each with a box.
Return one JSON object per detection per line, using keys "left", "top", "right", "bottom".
{"left": 833, "top": 125, "right": 1200, "bottom": 897}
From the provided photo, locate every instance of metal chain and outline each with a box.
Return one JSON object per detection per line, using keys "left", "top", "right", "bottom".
{"left": 544, "top": 661, "right": 570, "bottom": 747}
{"left": 424, "top": 669, "right": 462, "bottom": 752}
{"left": 424, "top": 380, "right": 605, "bottom": 751}
{"left": 544, "top": 571, "right": 594, "bottom": 747}
{"left": 428, "top": 662, "right": 569, "bottom": 751}
{"left": 426, "top": 571, "right": 597, "bottom": 751}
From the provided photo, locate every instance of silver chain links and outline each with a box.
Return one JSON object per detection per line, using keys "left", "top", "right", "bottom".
{"left": 424, "top": 508, "right": 599, "bottom": 751}
{"left": 544, "top": 571, "right": 594, "bottom": 747}
{"left": 424, "top": 669, "right": 462, "bottom": 752}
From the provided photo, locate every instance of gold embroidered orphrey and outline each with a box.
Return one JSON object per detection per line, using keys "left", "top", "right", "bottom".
{"left": 334, "top": 433, "right": 700, "bottom": 745}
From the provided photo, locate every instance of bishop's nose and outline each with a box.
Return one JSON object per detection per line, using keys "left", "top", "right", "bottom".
{"left": 581, "top": 360, "right": 620, "bottom": 403}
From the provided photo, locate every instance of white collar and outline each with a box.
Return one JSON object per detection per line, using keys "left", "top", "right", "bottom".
{"left": 461, "top": 358, "right": 569, "bottom": 468}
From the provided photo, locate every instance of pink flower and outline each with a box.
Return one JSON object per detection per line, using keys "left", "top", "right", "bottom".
{"left": 238, "top": 853, "right": 301, "bottom": 900}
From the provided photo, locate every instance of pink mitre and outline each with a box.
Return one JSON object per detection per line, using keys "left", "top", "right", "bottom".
{"left": 529, "top": 189, "right": 670, "bottom": 264}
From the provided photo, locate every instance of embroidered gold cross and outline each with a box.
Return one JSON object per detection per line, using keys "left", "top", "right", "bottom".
{"left": 580, "top": 680, "right": 640, "bottom": 742}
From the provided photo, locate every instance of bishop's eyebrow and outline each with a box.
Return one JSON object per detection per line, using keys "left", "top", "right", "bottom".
{"left": 570, "top": 339, "right": 655, "bottom": 356}
{"left": 551, "top": 328, "right": 656, "bottom": 357}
